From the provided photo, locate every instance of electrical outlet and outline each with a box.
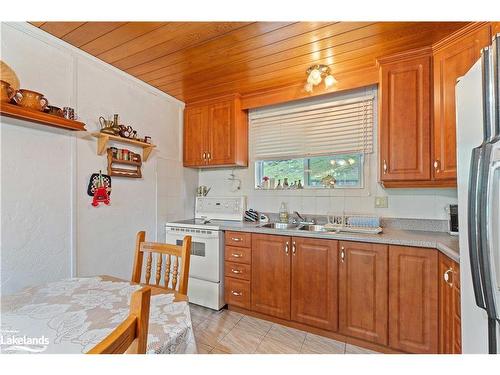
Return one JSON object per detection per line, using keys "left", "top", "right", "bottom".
{"left": 375, "top": 196, "right": 388, "bottom": 208}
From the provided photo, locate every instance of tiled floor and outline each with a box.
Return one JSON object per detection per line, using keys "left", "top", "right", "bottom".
{"left": 188, "top": 304, "right": 379, "bottom": 354}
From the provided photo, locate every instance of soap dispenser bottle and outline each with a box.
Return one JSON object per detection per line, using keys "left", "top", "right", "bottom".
{"left": 279, "top": 202, "right": 289, "bottom": 223}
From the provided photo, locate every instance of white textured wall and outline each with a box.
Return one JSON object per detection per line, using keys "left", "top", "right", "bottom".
{"left": 0, "top": 23, "right": 197, "bottom": 294}
{"left": 199, "top": 88, "right": 458, "bottom": 220}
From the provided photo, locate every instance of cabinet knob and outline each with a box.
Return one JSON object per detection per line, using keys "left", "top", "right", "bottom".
{"left": 207, "top": 152, "right": 211, "bottom": 160}
{"left": 444, "top": 268, "right": 453, "bottom": 287}
{"left": 434, "top": 160, "right": 440, "bottom": 172}
{"left": 202, "top": 152, "right": 206, "bottom": 160}
{"left": 383, "top": 160, "right": 388, "bottom": 174}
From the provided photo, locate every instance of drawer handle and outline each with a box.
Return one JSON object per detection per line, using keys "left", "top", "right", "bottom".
{"left": 231, "top": 290, "right": 242, "bottom": 296}
{"left": 231, "top": 269, "right": 242, "bottom": 274}
{"left": 231, "top": 237, "right": 242, "bottom": 242}
{"left": 231, "top": 253, "right": 242, "bottom": 258}
{"left": 383, "top": 160, "right": 388, "bottom": 174}
{"left": 340, "top": 246, "right": 345, "bottom": 263}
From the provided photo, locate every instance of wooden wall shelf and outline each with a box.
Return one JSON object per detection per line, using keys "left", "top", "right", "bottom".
{"left": 92, "top": 132, "right": 156, "bottom": 161}
{"left": 0, "top": 102, "right": 86, "bottom": 131}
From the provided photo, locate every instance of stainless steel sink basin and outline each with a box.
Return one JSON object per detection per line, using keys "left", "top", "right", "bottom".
{"left": 259, "top": 222, "right": 299, "bottom": 230}
{"left": 297, "top": 224, "right": 326, "bottom": 232}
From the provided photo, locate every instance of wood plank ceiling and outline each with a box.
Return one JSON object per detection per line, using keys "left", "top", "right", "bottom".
{"left": 30, "top": 22, "right": 467, "bottom": 104}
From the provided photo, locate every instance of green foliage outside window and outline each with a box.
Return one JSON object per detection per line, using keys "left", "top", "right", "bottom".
{"left": 257, "top": 153, "right": 363, "bottom": 189}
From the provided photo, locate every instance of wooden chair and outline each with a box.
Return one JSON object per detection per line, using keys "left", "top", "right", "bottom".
{"left": 87, "top": 287, "right": 151, "bottom": 354}
{"left": 131, "top": 231, "right": 192, "bottom": 295}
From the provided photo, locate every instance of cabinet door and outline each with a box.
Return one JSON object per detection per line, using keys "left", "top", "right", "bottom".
{"left": 438, "top": 253, "right": 461, "bottom": 353}
{"left": 183, "top": 106, "right": 208, "bottom": 166}
{"left": 291, "top": 237, "right": 338, "bottom": 331}
{"left": 251, "top": 234, "right": 291, "bottom": 319}
{"left": 379, "top": 55, "right": 431, "bottom": 182}
{"left": 433, "top": 26, "right": 490, "bottom": 180}
{"left": 338, "top": 241, "right": 388, "bottom": 345}
{"left": 389, "top": 246, "right": 438, "bottom": 353}
{"left": 207, "top": 100, "right": 234, "bottom": 165}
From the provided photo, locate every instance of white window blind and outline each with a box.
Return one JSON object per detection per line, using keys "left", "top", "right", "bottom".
{"left": 249, "top": 94, "right": 374, "bottom": 160}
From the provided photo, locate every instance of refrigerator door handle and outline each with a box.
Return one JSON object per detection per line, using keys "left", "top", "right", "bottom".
{"left": 468, "top": 148, "right": 486, "bottom": 309}
{"left": 478, "top": 145, "right": 498, "bottom": 319}
{"left": 486, "top": 159, "right": 500, "bottom": 320}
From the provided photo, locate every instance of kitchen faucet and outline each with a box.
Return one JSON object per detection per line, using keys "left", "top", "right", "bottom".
{"left": 292, "top": 211, "right": 316, "bottom": 225}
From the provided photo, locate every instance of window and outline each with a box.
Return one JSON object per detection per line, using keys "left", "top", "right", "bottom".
{"left": 256, "top": 153, "right": 364, "bottom": 189}
{"left": 250, "top": 89, "right": 374, "bottom": 190}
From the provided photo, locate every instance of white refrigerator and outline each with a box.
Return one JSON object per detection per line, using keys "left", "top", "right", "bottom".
{"left": 456, "top": 34, "right": 500, "bottom": 354}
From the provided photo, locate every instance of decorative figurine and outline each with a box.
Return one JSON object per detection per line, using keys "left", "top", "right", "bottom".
{"left": 88, "top": 170, "right": 111, "bottom": 207}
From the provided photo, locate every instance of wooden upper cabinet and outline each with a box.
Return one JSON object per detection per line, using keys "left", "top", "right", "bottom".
{"left": 389, "top": 245, "right": 438, "bottom": 353}
{"left": 251, "top": 234, "right": 291, "bottom": 320}
{"left": 183, "top": 94, "right": 248, "bottom": 168}
{"left": 183, "top": 105, "right": 208, "bottom": 166}
{"left": 291, "top": 237, "right": 338, "bottom": 331}
{"left": 432, "top": 24, "right": 491, "bottom": 181}
{"left": 438, "top": 253, "right": 461, "bottom": 354}
{"left": 378, "top": 49, "right": 432, "bottom": 185}
{"left": 338, "top": 241, "right": 388, "bottom": 345}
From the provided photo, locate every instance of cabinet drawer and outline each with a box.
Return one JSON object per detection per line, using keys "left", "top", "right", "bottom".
{"left": 225, "top": 246, "right": 251, "bottom": 264}
{"left": 224, "top": 261, "right": 251, "bottom": 281}
{"left": 225, "top": 277, "right": 250, "bottom": 309}
{"left": 225, "top": 231, "right": 251, "bottom": 248}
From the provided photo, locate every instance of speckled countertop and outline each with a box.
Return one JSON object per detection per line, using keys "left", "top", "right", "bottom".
{"left": 215, "top": 221, "right": 460, "bottom": 262}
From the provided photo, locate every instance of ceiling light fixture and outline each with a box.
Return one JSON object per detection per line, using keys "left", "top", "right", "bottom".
{"left": 304, "top": 64, "right": 336, "bottom": 93}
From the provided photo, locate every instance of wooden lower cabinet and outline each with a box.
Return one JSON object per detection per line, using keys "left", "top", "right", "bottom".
{"left": 338, "top": 241, "right": 388, "bottom": 345}
{"left": 388, "top": 245, "right": 438, "bottom": 353}
{"left": 438, "top": 253, "right": 461, "bottom": 353}
{"left": 251, "top": 234, "right": 291, "bottom": 320}
{"left": 291, "top": 237, "right": 338, "bottom": 331}
{"left": 224, "top": 232, "right": 456, "bottom": 354}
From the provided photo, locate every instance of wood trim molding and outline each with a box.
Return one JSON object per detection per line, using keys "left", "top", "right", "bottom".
{"left": 380, "top": 179, "right": 457, "bottom": 189}
{"left": 186, "top": 93, "right": 241, "bottom": 107}
{"left": 376, "top": 46, "right": 433, "bottom": 66}
{"left": 432, "top": 22, "right": 492, "bottom": 53}
{"left": 240, "top": 66, "right": 378, "bottom": 109}
{"left": 492, "top": 22, "right": 500, "bottom": 36}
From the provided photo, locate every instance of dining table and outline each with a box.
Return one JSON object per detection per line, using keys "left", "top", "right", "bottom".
{"left": 0, "top": 275, "right": 197, "bottom": 354}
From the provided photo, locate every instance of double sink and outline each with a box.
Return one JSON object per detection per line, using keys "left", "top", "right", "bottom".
{"left": 258, "top": 222, "right": 327, "bottom": 232}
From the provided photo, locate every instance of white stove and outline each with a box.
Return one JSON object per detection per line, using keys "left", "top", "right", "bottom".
{"left": 165, "top": 196, "right": 246, "bottom": 310}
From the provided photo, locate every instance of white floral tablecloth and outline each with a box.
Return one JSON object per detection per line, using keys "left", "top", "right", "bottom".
{"left": 0, "top": 277, "right": 196, "bottom": 354}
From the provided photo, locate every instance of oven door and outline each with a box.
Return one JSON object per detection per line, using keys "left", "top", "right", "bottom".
{"left": 165, "top": 226, "right": 222, "bottom": 283}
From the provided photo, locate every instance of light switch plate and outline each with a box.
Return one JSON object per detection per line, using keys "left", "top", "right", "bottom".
{"left": 375, "top": 196, "right": 388, "bottom": 208}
